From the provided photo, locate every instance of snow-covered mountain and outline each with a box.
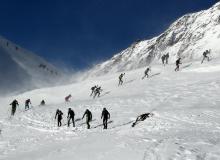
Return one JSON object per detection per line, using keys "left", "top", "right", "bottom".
{"left": 1, "top": 2, "right": 220, "bottom": 160}
{"left": 0, "top": 36, "right": 63, "bottom": 95}
{"left": 90, "top": 2, "right": 220, "bottom": 76}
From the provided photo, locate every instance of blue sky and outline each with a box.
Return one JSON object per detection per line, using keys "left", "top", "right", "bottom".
{"left": 0, "top": 0, "right": 218, "bottom": 69}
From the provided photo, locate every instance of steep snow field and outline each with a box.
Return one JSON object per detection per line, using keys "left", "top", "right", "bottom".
{"left": 0, "top": 58, "right": 220, "bottom": 160}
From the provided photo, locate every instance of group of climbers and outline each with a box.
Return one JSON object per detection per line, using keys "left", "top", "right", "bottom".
{"left": 9, "top": 99, "right": 46, "bottom": 116}
{"left": 55, "top": 108, "right": 111, "bottom": 129}
{"left": 90, "top": 85, "right": 102, "bottom": 98}
{"left": 8, "top": 49, "right": 212, "bottom": 130}
{"left": 161, "top": 53, "right": 169, "bottom": 65}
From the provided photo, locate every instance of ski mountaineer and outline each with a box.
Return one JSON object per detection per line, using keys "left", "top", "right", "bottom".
{"left": 65, "top": 94, "right": 72, "bottom": 102}
{"left": 118, "top": 73, "right": 125, "bottom": 86}
{"left": 82, "top": 109, "right": 92, "bottom": 129}
{"left": 55, "top": 109, "right": 63, "bottom": 127}
{"left": 165, "top": 53, "right": 169, "bottom": 64}
{"left": 175, "top": 58, "right": 182, "bottom": 72}
{"left": 93, "top": 86, "right": 102, "bottom": 98}
{"left": 90, "top": 85, "right": 97, "bottom": 97}
{"left": 142, "top": 67, "right": 151, "bottom": 79}
{"left": 10, "top": 99, "right": 19, "bottom": 116}
{"left": 101, "top": 108, "right": 111, "bottom": 129}
{"left": 40, "top": 100, "right": 45, "bottom": 106}
{"left": 67, "top": 108, "right": 75, "bottom": 127}
{"left": 25, "top": 99, "right": 31, "bottom": 110}
{"left": 132, "top": 113, "right": 154, "bottom": 127}
{"left": 161, "top": 55, "right": 166, "bottom": 65}
{"left": 201, "top": 50, "right": 210, "bottom": 64}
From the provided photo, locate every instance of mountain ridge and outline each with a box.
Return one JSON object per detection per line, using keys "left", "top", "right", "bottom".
{"left": 0, "top": 35, "right": 64, "bottom": 95}
{"left": 89, "top": 1, "right": 220, "bottom": 76}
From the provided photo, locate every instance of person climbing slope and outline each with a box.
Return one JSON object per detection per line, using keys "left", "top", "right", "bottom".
{"left": 142, "top": 67, "right": 151, "bottom": 79}
{"left": 101, "top": 108, "right": 111, "bottom": 129}
{"left": 201, "top": 50, "right": 210, "bottom": 64}
{"left": 82, "top": 109, "right": 92, "bottom": 129}
{"left": 25, "top": 99, "right": 31, "bottom": 110}
{"left": 40, "top": 100, "right": 45, "bottom": 106}
{"left": 118, "top": 73, "right": 125, "bottom": 86}
{"left": 10, "top": 99, "right": 19, "bottom": 116}
{"left": 93, "top": 86, "right": 102, "bottom": 98}
{"left": 132, "top": 113, "right": 154, "bottom": 127}
{"left": 165, "top": 53, "right": 169, "bottom": 64}
{"left": 65, "top": 94, "right": 72, "bottom": 102}
{"left": 161, "top": 55, "right": 166, "bottom": 65}
{"left": 90, "top": 85, "right": 97, "bottom": 97}
{"left": 175, "top": 58, "right": 182, "bottom": 72}
{"left": 55, "top": 109, "right": 63, "bottom": 127}
{"left": 67, "top": 108, "right": 75, "bottom": 127}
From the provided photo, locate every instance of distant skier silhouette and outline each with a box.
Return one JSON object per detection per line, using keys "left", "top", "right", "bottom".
{"left": 175, "top": 58, "right": 182, "bottom": 72}
{"left": 25, "top": 99, "right": 31, "bottom": 110}
{"left": 201, "top": 50, "right": 210, "bottom": 64}
{"left": 40, "top": 100, "right": 45, "bottom": 106}
{"left": 93, "top": 86, "right": 102, "bottom": 98}
{"left": 165, "top": 53, "right": 169, "bottom": 64}
{"left": 65, "top": 94, "right": 72, "bottom": 102}
{"left": 67, "top": 108, "right": 75, "bottom": 127}
{"left": 161, "top": 55, "right": 166, "bottom": 65}
{"left": 90, "top": 85, "right": 97, "bottom": 97}
{"left": 132, "top": 113, "right": 154, "bottom": 127}
{"left": 118, "top": 73, "right": 125, "bottom": 86}
{"left": 10, "top": 99, "right": 19, "bottom": 116}
{"left": 142, "top": 67, "right": 151, "bottom": 79}
{"left": 82, "top": 109, "right": 92, "bottom": 129}
{"left": 101, "top": 108, "right": 110, "bottom": 129}
{"left": 55, "top": 109, "right": 63, "bottom": 127}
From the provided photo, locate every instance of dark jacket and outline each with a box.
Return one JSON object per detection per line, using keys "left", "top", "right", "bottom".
{"left": 82, "top": 110, "right": 92, "bottom": 121}
{"left": 68, "top": 109, "right": 75, "bottom": 118}
{"left": 101, "top": 109, "right": 110, "bottom": 119}
{"left": 10, "top": 100, "right": 19, "bottom": 107}
{"left": 55, "top": 110, "right": 63, "bottom": 120}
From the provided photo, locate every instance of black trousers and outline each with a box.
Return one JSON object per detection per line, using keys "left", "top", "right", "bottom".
{"left": 103, "top": 118, "right": 108, "bottom": 129}
{"left": 119, "top": 79, "right": 123, "bottom": 85}
{"left": 202, "top": 56, "right": 209, "bottom": 63}
{"left": 57, "top": 118, "right": 62, "bottom": 127}
{"left": 11, "top": 106, "right": 16, "bottom": 116}
{"left": 68, "top": 117, "right": 75, "bottom": 127}
{"left": 25, "top": 105, "right": 29, "bottom": 110}
{"left": 175, "top": 64, "right": 180, "bottom": 71}
{"left": 86, "top": 120, "right": 90, "bottom": 129}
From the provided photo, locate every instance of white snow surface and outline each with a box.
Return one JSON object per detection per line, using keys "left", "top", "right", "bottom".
{"left": 0, "top": 58, "right": 220, "bottom": 160}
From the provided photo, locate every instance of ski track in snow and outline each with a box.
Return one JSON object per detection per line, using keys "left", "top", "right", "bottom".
{"left": 0, "top": 60, "right": 220, "bottom": 160}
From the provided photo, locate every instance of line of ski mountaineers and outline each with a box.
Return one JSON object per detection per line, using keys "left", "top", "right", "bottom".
{"left": 9, "top": 50, "right": 211, "bottom": 128}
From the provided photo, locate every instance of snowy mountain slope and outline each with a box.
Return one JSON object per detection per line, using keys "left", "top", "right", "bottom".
{"left": 0, "top": 36, "right": 64, "bottom": 95}
{"left": 0, "top": 58, "right": 220, "bottom": 160}
{"left": 89, "top": 2, "right": 220, "bottom": 76}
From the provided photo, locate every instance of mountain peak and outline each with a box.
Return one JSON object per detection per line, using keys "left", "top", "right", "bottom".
{"left": 89, "top": 1, "right": 220, "bottom": 76}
